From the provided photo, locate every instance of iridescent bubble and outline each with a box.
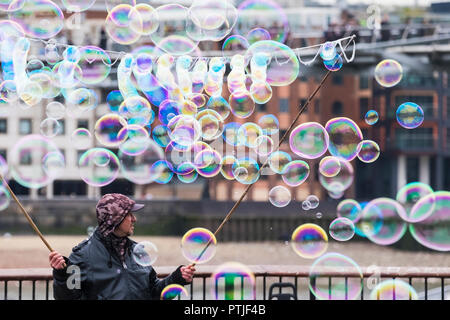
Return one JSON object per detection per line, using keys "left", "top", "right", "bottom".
{"left": 19, "top": 80, "right": 43, "bottom": 106}
{"left": 329, "top": 217, "right": 355, "bottom": 241}
{"left": 206, "top": 96, "right": 231, "bottom": 120}
{"left": 28, "top": 68, "right": 60, "bottom": 99}
{"left": 76, "top": 46, "right": 111, "bottom": 85}
{"left": 8, "top": 0, "right": 64, "bottom": 39}
{"left": 290, "top": 122, "right": 329, "bottom": 159}
{"left": 291, "top": 223, "right": 328, "bottom": 259}
{"left": 246, "top": 27, "right": 271, "bottom": 44}
{"left": 319, "top": 158, "right": 354, "bottom": 194}
{"left": 374, "top": 59, "right": 403, "bottom": 88}
{"left": 118, "top": 127, "right": 150, "bottom": 157}
{"left": 306, "top": 195, "right": 319, "bottom": 209}
{"left": 232, "top": 157, "right": 260, "bottom": 184}
{"left": 161, "top": 284, "right": 189, "bottom": 300}
{"left": 10, "top": 134, "right": 60, "bottom": 188}
{"left": 40, "top": 118, "right": 62, "bottom": 138}
{"left": 132, "top": 241, "right": 158, "bottom": 267}
{"left": 254, "top": 135, "right": 274, "bottom": 157}
{"left": 223, "top": 122, "right": 245, "bottom": 146}
{"left": 268, "top": 151, "right": 291, "bottom": 174}
{"left": 94, "top": 114, "right": 128, "bottom": 148}
{"left": 309, "top": 252, "right": 363, "bottom": 300}
{"left": 167, "top": 115, "right": 201, "bottom": 148}
{"left": 246, "top": 40, "right": 299, "bottom": 86}
{"left": 396, "top": 182, "right": 434, "bottom": 223}
{"left": 361, "top": 198, "right": 407, "bottom": 245}
{"left": 150, "top": 4, "right": 199, "bottom": 55}
{"left": 249, "top": 81, "right": 272, "bottom": 104}
{"left": 337, "top": 199, "right": 362, "bottom": 223}
{"left": 198, "top": 112, "right": 223, "bottom": 141}
{"left": 236, "top": 0, "right": 289, "bottom": 43}
{"left": 181, "top": 227, "right": 217, "bottom": 264}
{"left": 396, "top": 102, "right": 424, "bottom": 129}
{"left": 134, "top": 3, "right": 159, "bottom": 36}
{"left": 319, "top": 156, "right": 341, "bottom": 178}
{"left": 220, "top": 155, "right": 238, "bottom": 180}
{"left": 105, "top": 4, "right": 143, "bottom": 45}
{"left": 302, "top": 201, "right": 311, "bottom": 211}
{"left": 320, "top": 42, "right": 337, "bottom": 61}
{"left": 152, "top": 125, "right": 171, "bottom": 148}
{"left": 44, "top": 42, "right": 60, "bottom": 65}
{"left": 357, "top": 140, "right": 380, "bottom": 163}
{"left": 237, "top": 122, "right": 262, "bottom": 148}
{"left": 187, "top": 0, "right": 237, "bottom": 42}
{"left": 323, "top": 54, "right": 343, "bottom": 72}
{"left": 45, "top": 102, "right": 65, "bottom": 120}
{"left": 222, "top": 35, "right": 249, "bottom": 56}
{"left": 177, "top": 170, "right": 198, "bottom": 184}
{"left": 268, "top": 185, "right": 291, "bottom": 207}
{"left": 408, "top": 191, "right": 450, "bottom": 251}
{"left": 158, "top": 100, "right": 180, "bottom": 125}
{"left": 106, "top": 90, "right": 124, "bottom": 113}
{"left": 78, "top": 148, "right": 120, "bottom": 187}
{"left": 257, "top": 114, "right": 279, "bottom": 136}
{"left": 281, "top": 160, "right": 310, "bottom": 187}
{"left": 229, "top": 90, "right": 255, "bottom": 119}
{"left": 211, "top": 262, "right": 256, "bottom": 300}
{"left": 67, "top": 87, "right": 98, "bottom": 113}
{"left": 0, "top": 80, "right": 19, "bottom": 103}
{"left": 365, "top": 110, "right": 379, "bottom": 125}
{"left": 325, "top": 117, "right": 363, "bottom": 161}
{"left": 370, "top": 279, "right": 418, "bottom": 300}
{"left": 152, "top": 160, "right": 174, "bottom": 184}
{"left": 0, "top": 186, "right": 11, "bottom": 211}
{"left": 194, "top": 149, "right": 222, "bottom": 178}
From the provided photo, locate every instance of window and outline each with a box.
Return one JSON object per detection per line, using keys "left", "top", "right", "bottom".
{"left": 279, "top": 98, "right": 289, "bottom": 112}
{"left": 58, "top": 119, "right": 65, "bottom": 135}
{"left": 359, "top": 75, "right": 369, "bottom": 89}
{"left": 256, "top": 103, "right": 267, "bottom": 112}
{"left": 332, "top": 101, "right": 343, "bottom": 115}
{"left": 406, "top": 157, "right": 419, "bottom": 183}
{"left": 0, "top": 149, "right": 6, "bottom": 161}
{"left": 359, "top": 98, "right": 369, "bottom": 118}
{"left": 20, "top": 153, "right": 32, "bottom": 165}
{"left": 19, "top": 119, "right": 32, "bottom": 135}
{"left": 0, "top": 119, "right": 6, "bottom": 133}
{"left": 332, "top": 74, "right": 343, "bottom": 85}
{"left": 314, "top": 100, "right": 320, "bottom": 114}
{"left": 77, "top": 119, "right": 89, "bottom": 130}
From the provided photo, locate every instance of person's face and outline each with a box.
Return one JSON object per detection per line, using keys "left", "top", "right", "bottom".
{"left": 115, "top": 212, "right": 137, "bottom": 237}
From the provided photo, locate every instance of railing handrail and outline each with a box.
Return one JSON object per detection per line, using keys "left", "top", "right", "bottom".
{"left": 2, "top": 266, "right": 450, "bottom": 281}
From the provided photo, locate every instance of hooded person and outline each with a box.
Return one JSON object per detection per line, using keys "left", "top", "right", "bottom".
{"left": 50, "top": 193, "right": 195, "bottom": 300}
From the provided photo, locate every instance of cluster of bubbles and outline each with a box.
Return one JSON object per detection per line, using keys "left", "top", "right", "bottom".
{"left": 333, "top": 183, "right": 449, "bottom": 252}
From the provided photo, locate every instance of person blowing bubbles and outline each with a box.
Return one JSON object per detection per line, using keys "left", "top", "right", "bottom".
{"left": 49, "top": 193, "right": 195, "bottom": 300}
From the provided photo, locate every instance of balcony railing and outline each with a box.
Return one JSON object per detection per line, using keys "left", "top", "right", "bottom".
{"left": 1, "top": 266, "right": 449, "bottom": 300}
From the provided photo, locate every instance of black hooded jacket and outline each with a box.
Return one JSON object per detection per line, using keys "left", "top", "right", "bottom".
{"left": 52, "top": 230, "right": 188, "bottom": 300}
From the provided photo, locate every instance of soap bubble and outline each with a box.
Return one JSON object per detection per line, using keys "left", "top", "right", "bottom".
{"left": 268, "top": 185, "right": 291, "bottom": 207}
{"left": 132, "top": 241, "right": 158, "bottom": 267}
{"left": 289, "top": 122, "right": 329, "bottom": 159}
{"left": 374, "top": 59, "right": 403, "bottom": 88}
{"left": 323, "top": 54, "right": 343, "bottom": 72}
{"left": 319, "top": 156, "right": 341, "bottom": 178}
{"left": 396, "top": 182, "right": 434, "bottom": 223}
{"left": 306, "top": 195, "right": 319, "bottom": 209}
{"left": 337, "top": 199, "right": 362, "bottom": 223}
{"left": 291, "top": 223, "right": 328, "bottom": 259}
{"left": 181, "top": 227, "right": 217, "bottom": 264}
{"left": 396, "top": 102, "right": 424, "bottom": 129}
{"left": 78, "top": 148, "right": 120, "bottom": 187}
{"left": 40, "top": 118, "right": 62, "bottom": 138}
{"left": 282, "top": 161, "right": 310, "bottom": 187}
{"left": 211, "top": 262, "right": 256, "bottom": 300}
{"left": 161, "top": 284, "right": 189, "bottom": 300}
{"left": 309, "top": 252, "right": 363, "bottom": 300}
{"left": 329, "top": 217, "right": 355, "bottom": 241}
{"left": 357, "top": 140, "right": 380, "bottom": 163}
{"left": 325, "top": 117, "right": 363, "bottom": 161}
{"left": 46, "top": 102, "right": 65, "bottom": 119}
{"left": 370, "top": 279, "right": 418, "bottom": 300}
{"left": 365, "top": 110, "right": 379, "bottom": 125}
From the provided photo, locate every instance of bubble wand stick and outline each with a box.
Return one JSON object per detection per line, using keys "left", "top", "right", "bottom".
{"left": 189, "top": 35, "right": 356, "bottom": 267}
{"left": 0, "top": 171, "right": 65, "bottom": 267}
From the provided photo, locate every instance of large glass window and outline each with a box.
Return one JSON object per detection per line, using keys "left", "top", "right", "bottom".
{"left": 279, "top": 98, "right": 289, "bottom": 112}
{"left": 19, "top": 119, "right": 32, "bottom": 135}
{"left": 0, "top": 119, "right": 6, "bottom": 134}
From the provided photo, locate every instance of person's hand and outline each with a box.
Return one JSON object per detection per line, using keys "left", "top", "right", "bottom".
{"left": 180, "top": 265, "right": 196, "bottom": 283}
{"left": 49, "top": 251, "right": 66, "bottom": 270}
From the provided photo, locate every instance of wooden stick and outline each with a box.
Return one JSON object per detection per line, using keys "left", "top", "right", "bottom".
{"left": 0, "top": 172, "right": 63, "bottom": 256}
{"left": 189, "top": 35, "right": 356, "bottom": 267}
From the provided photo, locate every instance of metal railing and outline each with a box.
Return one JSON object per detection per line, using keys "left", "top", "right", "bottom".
{"left": 1, "top": 266, "right": 449, "bottom": 300}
